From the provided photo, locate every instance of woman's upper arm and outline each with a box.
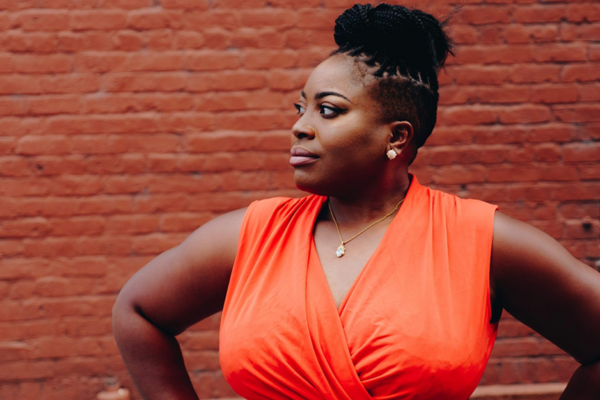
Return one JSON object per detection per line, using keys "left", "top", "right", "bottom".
{"left": 491, "top": 211, "right": 600, "bottom": 365}
{"left": 114, "top": 207, "right": 247, "bottom": 336}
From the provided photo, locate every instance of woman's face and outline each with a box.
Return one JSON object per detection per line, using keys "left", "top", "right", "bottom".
{"left": 291, "top": 54, "right": 393, "bottom": 197}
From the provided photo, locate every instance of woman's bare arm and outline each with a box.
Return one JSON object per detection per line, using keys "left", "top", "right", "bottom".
{"left": 491, "top": 211, "right": 600, "bottom": 399}
{"left": 112, "top": 207, "right": 246, "bottom": 400}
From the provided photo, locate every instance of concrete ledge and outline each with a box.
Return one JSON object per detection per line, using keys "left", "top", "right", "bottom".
{"left": 471, "top": 383, "right": 568, "bottom": 400}
{"left": 213, "top": 383, "right": 568, "bottom": 400}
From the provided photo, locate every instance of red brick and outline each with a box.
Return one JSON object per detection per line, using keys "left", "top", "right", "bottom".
{"left": 503, "top": 24, "right": 558, "bottom": 44}
{"left": 453, "top": 66, "right": 509, "bottom": 85}
{"left": 159, "top": 212, "right": 213, "bottom": 232}
{"left": 240, "top": 9, "right": 299, "bottom": 28}
{"left": 16, "top": 135, "right": 69, "bottom": 155}
{"left": 565, "top": 4, "right": 600, "bottom": 23}
{"left": 213, "top": 0, "right": 266, "bottom": 8}
{"left": 513, "top": 5, "right": 566, "bottom": 23}
{"left": 103, "top": 176, "right": 148, "bottom": 194}
{"left": 0, "top": 239, "right": 23, "bottom": 257}
{"left": 456, "top": 6, "right": 511, "bottom": 24}
{"left": 488, "top": 166, "right": 542, "bottom": 183}
{"left": 267, "top": 0, "right": 320, "bottom": 6}
{"left": 203, "top": 71, "right": 267, "bottom": 91}
{"left": 533, "top": 44, "right": 588, "bottom": 62}
{"left": 0, "top": 53, "right": 14, "bottom": 73}
{"left": 533, "top": 144, "right": 562, "bottom": 162}
{"left": 441, "top": 106, "right": 498, "bottom": 125}
{"left": 0, "top": 217, "right": 50, "bottom": 238}
{"left": 202, "top": 27, "right": 234, "bottom": 49}
{"left": 560, "top": 22, "right": 600, "bottom": 41}
{"left": 101, "top": 0, "right": 153, "bottom": 8}
{"left": 40, "top": 73, "right": 100, "bottom": 94}
{"left": 447, "top": 24, "right": 480, "bottom": 44}
{"left": 267, "top": 68, "right": 311, "bottom": 91}
{"left": 563, "top": 143, "right": 600, "bottom": 162}
{"left": 560, "top": 203, "right": 600, "bottom": 219}
{"left": 0, "top": 360, "right": 55, "bottom": 380}
{"left": 526, "top": 124, "right": 577, "bottom": 143}
{"left": 530, "top": 85, "right": 578, "bottom": 104}
{"left": 242, "top": 49, "right": 298, "bottom": 69}
{"left": 477, "top": 86, "right": 531, "bottom": 104}
{"left": 183, "top": 10, "right": 240, "bottom": 30}
{"left": 105, "top": 215, "right": 159, "bottom": 234}
{"left": 0, "top": 156, "right": 34, "bottom": 177}
{"left": 74, "top": 52, "right": 128, "bottom": 73}
{"left": 41, "top": 297, "right": 115, "bottom": 318}
{"left": 126, "top": 52, "right": 184, "bottom": 71}
{"left": 82, "top": 93, "right": 193, "bottom": 114}
{"left": 296, "top": 8, "right": 338, "bottom": 29}
{"left": 14, "top": 10, "right": 69, "bottom": 31}
{"left": 113, "top": 30, "right": 144, "bottom": 51}
{"left": 232, "top": 28, "right": 286, "bottom": 49}
{"left": 161, "top": 0, "right": 210, "bottom": 9}
{"left": 144, "top": 29, "right": 174, "bottom": 51}
{"left": 563, "top": 219, "right": 599, "bottom": 239}
{"left": 540, "top": 165, "right": 579, "bottom": 181}
{"left": 174, "top": 30, "right": 205, "bottom": 49}
{"left": 57, "top": 31, "right": 115, "bottom": 52}
{"left": 0, "top": 31, "right": 58, "bottom": 53}
{"left": 102, "top": 72, "right": 187, "bottom": 92}
{"left": 28, "top": 95, "right": 81, "bottom": 115}
{"left": 49, "top": 216, "right": 105, "bottom": 236}
{"left": 0, "top": 137, "right": 17, "bottom": 155}
{"left": 580, "top": 165, "right": 600, "bottom": 180}
{"left": 553, "top": 105, "right": 600, "bottom": 123}
{"left": 132, "top": 193, "right": 188, "bottom": 213}
{"left": 561, "top": 64, "right": 600, "bottom": 83}
{"left": 510, "top": 64, "right": 561, "bottom": 83}
{"left": 127, "top": 9, "right": 181, "bottom": 30}
{"left": 52, "top": 175, "right": 103, "bottom": 196}
{"left": 185, "top": 50, "right": 240, "bottom": 71}
{"left": 13, "top": 54, "right": 71, "bottom": 74}
{"left": 433, "top": 165, "right": 487, "bottom": 185}
{"left": 132, "top": 234, "right": 182, "bottom": 255}
{"left": 498, "top": 105, "right": 552, "bottom": 124}
{"left": 70, "top": 10, "right": 127, "bottom": 30}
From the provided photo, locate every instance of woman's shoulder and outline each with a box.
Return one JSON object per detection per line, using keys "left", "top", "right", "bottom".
{"left": 245, "top": 194, "right": 324, "bottom": 217}
{"left": 418, "top": 184, "right": 499, "bottom": 228}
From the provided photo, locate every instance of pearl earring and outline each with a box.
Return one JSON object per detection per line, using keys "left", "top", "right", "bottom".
{"left": 386, "top": 149, "right": 397, "bottom": 160}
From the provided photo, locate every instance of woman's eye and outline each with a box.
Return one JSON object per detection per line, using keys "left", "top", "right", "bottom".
{"left": 293, "top": 103, "right": 305, "bottom": 115}
{"left": 320, "top": 105, "right": 341, "bottom": 117}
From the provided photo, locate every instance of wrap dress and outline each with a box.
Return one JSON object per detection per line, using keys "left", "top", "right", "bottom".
{"left": 220, "top": 175, "right": 499, "bottom": 399}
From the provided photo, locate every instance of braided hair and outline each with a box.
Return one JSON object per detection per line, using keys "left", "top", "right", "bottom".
{"left": 332, "top": 4, "right": 453, "bottom": 157}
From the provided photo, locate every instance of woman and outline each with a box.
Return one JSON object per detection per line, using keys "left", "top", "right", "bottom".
{"left": 112, "top": 4, "right": 600, "bottom": 399}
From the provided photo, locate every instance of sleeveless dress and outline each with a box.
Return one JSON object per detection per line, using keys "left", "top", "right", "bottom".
{"left": 219, "top": 175, "right": 499, "bottom": 400}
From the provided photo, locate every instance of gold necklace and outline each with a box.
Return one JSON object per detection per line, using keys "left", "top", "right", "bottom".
{"left": 328, "top": 198, "right": 404, "bottom": 258}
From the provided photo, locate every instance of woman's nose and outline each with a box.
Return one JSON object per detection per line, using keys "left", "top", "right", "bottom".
{"left": 291, "top": 118, "right": 316, "bottom": 140}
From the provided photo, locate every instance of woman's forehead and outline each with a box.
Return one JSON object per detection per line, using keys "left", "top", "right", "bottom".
{"left": 301, "top": 55, "right": 369, "bottom": 101}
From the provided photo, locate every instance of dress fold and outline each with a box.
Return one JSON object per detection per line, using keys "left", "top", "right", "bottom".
{"left": 220, "top": 175, "right": 499, "bottom": 400}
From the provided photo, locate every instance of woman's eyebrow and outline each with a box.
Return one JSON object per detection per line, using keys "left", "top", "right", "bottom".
{"left": 300, "top": 90, "right": 352, "bottom": 103}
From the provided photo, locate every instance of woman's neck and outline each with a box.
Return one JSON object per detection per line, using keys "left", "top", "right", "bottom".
{"left": 326, "top": 173, "right": 412, "bottom": 225}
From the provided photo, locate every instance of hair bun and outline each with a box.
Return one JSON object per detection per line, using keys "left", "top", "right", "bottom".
{"left": 334, "top": 3, "right": 452, "bottom": 73}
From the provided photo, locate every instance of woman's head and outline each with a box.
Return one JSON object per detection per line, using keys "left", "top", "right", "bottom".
{"left": 291, "top": 3, "right": 453, "bottom": 196}
{"left": 333, "top": 3, "right": 453, "bottom": 153}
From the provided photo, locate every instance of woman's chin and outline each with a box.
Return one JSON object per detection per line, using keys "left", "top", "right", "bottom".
{"left": 293, "top": 173, "right": 336, "bottom": 197}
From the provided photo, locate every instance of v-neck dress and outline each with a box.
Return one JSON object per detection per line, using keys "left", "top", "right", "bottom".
{"left": 219, "top": 175, "right": 499, "bottom": 400}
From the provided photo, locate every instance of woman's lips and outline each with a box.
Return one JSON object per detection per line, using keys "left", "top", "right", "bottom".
{"left": 290, "top": 155, "right": 319, "bottom": 166}
{"left": 290, "top": 147, "right": 319, "bottom": 166}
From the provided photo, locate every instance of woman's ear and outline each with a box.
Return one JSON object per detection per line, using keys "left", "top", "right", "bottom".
{"left": 388, "top": 121, "right": 414, "bottom": 153}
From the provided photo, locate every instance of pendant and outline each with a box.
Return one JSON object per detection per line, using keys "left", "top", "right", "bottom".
{"left": 336, "top": 244, "right": 345, "bottom": 258}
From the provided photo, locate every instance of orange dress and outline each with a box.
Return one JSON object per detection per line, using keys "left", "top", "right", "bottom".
{"left": 220, "top": 175, "right": 499, "bottom": 400}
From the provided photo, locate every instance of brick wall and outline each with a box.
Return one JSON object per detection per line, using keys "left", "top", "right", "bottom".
{"left": 0, "top": 0, "right": 598, "bottom": 399}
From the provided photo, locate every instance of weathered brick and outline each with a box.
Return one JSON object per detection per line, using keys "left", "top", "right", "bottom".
{"left": 0, "top": 1, "right": 598, "bottom": 395}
